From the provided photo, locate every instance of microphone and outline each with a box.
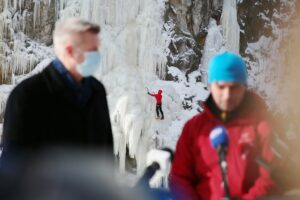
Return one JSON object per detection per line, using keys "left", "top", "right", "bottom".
{"left": 210, "top": 126, "right": 228, "bottom": 151}
{"left": 210, "top": 126, "right": 231, "bottom": 200}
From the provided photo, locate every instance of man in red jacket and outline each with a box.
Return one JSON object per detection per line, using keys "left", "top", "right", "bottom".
{"left": 170, "top": 52, "right": 278, "bottom": 200}
{"left": 148, "top": 89, "right": 164, "bottom": 120}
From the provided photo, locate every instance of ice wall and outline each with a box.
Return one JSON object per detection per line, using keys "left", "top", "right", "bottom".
{"left": 73, "top": 0, "right": 170, "bottom": 174}
{"left": 0, "top": 0, "right": 54, "bottom": 83}
{"left": 78, "top": 0, "right": 168, "bottom": 79}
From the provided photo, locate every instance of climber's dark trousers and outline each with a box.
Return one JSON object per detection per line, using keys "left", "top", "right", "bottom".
{"left": 156, "top": 103, "right": 164, "bottom": 119}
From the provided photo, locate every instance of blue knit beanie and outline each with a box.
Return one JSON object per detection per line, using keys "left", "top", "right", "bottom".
{"left": 208, "top": 51, "right": 247, "bottom": 85}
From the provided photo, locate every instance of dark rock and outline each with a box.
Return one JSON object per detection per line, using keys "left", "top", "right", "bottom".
{"left": 164, "top": 0, "right": 223, "bottom": 79}
{"left": 238, "top": 0, "right": 292, "bottom": 57}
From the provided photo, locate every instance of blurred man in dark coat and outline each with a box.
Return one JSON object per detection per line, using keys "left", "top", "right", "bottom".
{"left": 0, "top": 18, "right": 113, "bottom": 161}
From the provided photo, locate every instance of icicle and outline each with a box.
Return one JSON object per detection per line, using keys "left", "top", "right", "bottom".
{"left": 200, "top": 19, "right": 224, "bottom": 84}
{"left": 19, "top": 0, "right": 23, "bottom": 10}
{"left": 221, "top": 0, "right": 240, "bottom": 53}
{"left": 11, "top": 73, "right": 15, "bottom": 85}
{"left": 4, "top": 0, "right": 9, "bottom": 10}
{"left": 13, "top": 0, "right": 17, "bottom": 10}
{"left": 33, "top": 0, "right": 41, "bottom": 29}
{"left": 22, "top": 10, "right": 27, "bottom": 32}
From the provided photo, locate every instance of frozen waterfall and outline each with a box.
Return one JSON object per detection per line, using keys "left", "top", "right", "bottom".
{"left": 76, "top": 0, "right": 172, "bottom": 175}
{"left": 221, "top": 0, "right": 240, "bottom": 54}
{"left": 200, "top": 0, "right": 240, "bottom": 84}
{"left": 200, "top": 19, "right": 224, "bottom": 84}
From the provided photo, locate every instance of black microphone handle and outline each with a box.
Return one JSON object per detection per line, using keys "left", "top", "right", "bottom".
{"left": 136, "top": 162, "right": 160, "bottom": 188}
{"left": 218, "top": 148, "right": 231, "bottom": 199}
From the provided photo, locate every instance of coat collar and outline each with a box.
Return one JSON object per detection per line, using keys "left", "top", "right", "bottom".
{"left": 203, "top": 91, "right": 269, "bottom": 126}
{"left": 42, "top": 61, "right": 97, "bottom": 94}
{"left": 41, "top": 62, "right": 70, "bottom": 94}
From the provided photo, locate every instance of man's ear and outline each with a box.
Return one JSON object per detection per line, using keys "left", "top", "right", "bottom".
{"left": 65, "top": 45, "right": 74, "bottom": 57}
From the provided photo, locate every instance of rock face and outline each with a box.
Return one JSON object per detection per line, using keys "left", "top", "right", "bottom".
{"left": 0, "top": 0, "right": 296, "bottom": 89}
{"left": 165, "top": 0, "right": 295, "bottom": 97}
{"left": 237, "top": 0, "right": 295, "bottom": 100}
{"left": 165, "top": 0, "right": 223, "bottom": 79}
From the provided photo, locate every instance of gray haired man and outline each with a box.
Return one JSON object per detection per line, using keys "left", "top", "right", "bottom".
{"left": 1, "top": 18, "right": 113, "bottom": 161}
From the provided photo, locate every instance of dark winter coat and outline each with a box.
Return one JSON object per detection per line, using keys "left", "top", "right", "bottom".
{"left": 170, "top": 91, "right": 278, "bottom": 200}
{"left": 1, "top": 61, "right": 113, "bottom": 158}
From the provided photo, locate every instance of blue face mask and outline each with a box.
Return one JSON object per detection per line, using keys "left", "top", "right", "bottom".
{"left": 76, "top": 51, "right": 101, "bottom": 77}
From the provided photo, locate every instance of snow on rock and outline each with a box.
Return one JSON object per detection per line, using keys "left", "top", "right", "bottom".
{"left": 0, "top": 84, "right": 15, "bottom": 123}
{"left": 245, "top": 8, "right": 295, "bottom": 105}
{"left": 14, "top": 58, "right": 52, "bottom": 84}
{"left": 240, "top": 0, "right": 296, "bottom": 108}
